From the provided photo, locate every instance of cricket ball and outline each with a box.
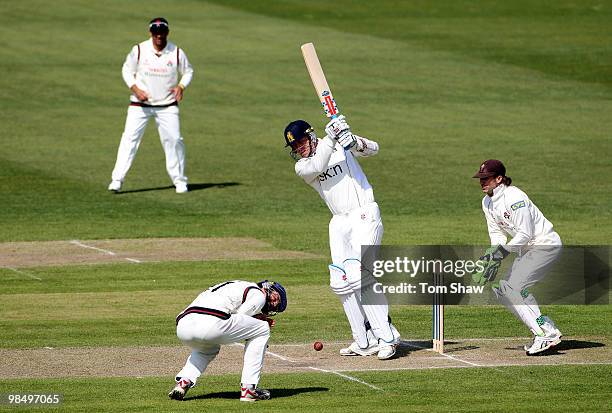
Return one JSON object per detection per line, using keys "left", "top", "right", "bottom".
{"left": 313, "top": 341, "right": 323, "bottom": 351}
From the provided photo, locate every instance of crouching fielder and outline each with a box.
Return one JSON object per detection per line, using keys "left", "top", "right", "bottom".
{"left": 169, "top": 280, "right": 287, "bottom": 402}
{"left": 284, "top": 116, "right": 400, "bottom": 360}
{"left": 471, "top": 160, "right": 562, "bottom": 355}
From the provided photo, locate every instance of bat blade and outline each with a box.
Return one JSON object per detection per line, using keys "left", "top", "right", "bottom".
{"left": 301, "top": 42, "right": 339, "bottom": 118}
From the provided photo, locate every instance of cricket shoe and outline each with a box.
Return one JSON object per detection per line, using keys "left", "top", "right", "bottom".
{"left": 168, "top": 378, "right": 193, "bottom": 400}
{"left": 175, "top": 182, "right": 188, "bottom": 194}
{"left": 340, "top": 341, "right": 379, "bottom": 356}
{"left": 525, "top": 332, "right": 562, "bottom": 355}
{"left": 377, "top": 343, "right": 397, "bottom": 360}
{"left": 107, "top": 180, "right": 122, "bottom": 192}
{"left": 240, "top": 386, "right": 271, "bottom": 402}
{"left": 541, "top": 316, "right": 562, "bottom": 338}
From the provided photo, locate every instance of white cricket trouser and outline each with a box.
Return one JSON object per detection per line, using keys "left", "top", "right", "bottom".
{"left": 498, "top": 244, "right": 562, "bottom": 333}
{"left": 110, "top": 105, "right": 187, "bottom": 185}
{"left": 329, "top": 202, "right": 394, "bottom": 346}
{"left": 175, "top": 313, "right": 270, "bottom": 386}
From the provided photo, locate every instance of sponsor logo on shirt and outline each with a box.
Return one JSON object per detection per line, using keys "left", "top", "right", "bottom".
{"left": 318, "top": 164, "right": 343, "bottom": 182}
{"left": 511, "top": 200, "right": 526, "bottom": 211}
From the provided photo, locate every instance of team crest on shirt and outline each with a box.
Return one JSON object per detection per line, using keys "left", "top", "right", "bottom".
{"left": 504, "top": 211, "right": 511, "bottom": 219}
{"left": 167, "top": 60, "right": 173, "bottom": 66}
{"left": 361, "top": 213, "right": 366, "bottom": 220}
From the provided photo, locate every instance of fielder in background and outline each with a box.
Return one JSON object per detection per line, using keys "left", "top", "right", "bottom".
{"left": 284, "top": 116, "right": 400, "bottom": 360}
{"left": 169, "top": 280, "right": 287, "bottom": 402}
{"left": 108, "top": 17, "right": 193, "bottom": 194}
{"left": 472, "top": 159, "right": 563, "bottom": 355}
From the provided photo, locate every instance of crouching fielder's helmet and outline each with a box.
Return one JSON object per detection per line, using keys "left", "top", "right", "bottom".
{"left": 284, "top": 120, "right": 318, "bottom": 161}
{"left": 257, "top": 280, "right": 288, "bottom": 315}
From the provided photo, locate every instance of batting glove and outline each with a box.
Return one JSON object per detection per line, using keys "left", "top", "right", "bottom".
{"left": 336, "top": 130, "right": 357, "bottom": 149}
{"left": 325, "top": 115, "right": 350, "bottom": 139}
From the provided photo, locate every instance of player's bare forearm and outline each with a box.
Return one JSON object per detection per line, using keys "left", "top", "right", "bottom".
{"left": 171, "top": 85, "right": 184, "bottom": 102}
{"left": 130, "top": 85, "right": 149, "bottom": 102}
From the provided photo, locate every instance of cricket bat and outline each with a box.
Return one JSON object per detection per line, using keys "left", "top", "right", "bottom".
{"left": 301, "top": 42, "right": 340, "bottom": 119}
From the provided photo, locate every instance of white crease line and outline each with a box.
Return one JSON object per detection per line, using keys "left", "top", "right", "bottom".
{"left": 70, "top": 240, "right": 116, "bottom": 255}
{"left": 263, "top": 349, "right": 294, "bottom": 362}
{"left": 437, "top": 352, "right": 481, "bottom": 367}
{"left": 333, "top": 360, "right": 612, "bottom": 373}
{"left": 400, "top": 340, "right": 481, "bottom": 367}
{"left": 232, "top": 343, "right": 382, "bottom": 391}
{"left": 2, "top": 267, "right": 42, "bottom": 281}
{"left": 70, "top": 240, "right": 141, "bottom": 264}
{"left": 307, "top": 366, "right": 383, "bottom": 391}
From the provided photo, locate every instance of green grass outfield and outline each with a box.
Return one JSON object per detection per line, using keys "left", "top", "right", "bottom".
{"left": 1, "top": 0, "right": 610, "bottom": 246}
{"left": 1, "top": 0, "right": 611, "bottom": 412}
{"left": 2, "top": 366, "right": 611, "bottom": 412}
{"left": 0, "top": 260, "right": 609, "bottom": 348}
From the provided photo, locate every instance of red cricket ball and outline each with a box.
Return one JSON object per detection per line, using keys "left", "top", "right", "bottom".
{"left": 314, "top": 341, "right": 323, "bottom": 351}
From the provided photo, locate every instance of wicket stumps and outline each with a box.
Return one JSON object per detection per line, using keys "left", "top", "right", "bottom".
{"left": 432, "top": 272, "right": 444, "bottom": 353}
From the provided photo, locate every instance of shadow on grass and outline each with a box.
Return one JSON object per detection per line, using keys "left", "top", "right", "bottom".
{"left": 505, "top": 339, "right": 605, "bottom": 355}
{"left": 115, "top": 182, "right": 240, "bottom": 194}
{"left": 184, "top": 386, "right": 329, "bottom": 401}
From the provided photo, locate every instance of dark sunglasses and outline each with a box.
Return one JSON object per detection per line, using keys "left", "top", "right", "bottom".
{"left": 149, "top": 23, "right": 169, "bottom": 34}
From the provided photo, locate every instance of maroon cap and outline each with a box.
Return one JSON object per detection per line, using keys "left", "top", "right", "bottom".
{"left": 473, "top": 159, "right": 506, "bottom": 178}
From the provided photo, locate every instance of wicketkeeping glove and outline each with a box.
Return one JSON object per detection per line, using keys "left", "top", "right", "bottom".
{"left": 471, "top": 245, "right": 509, "bottom": 285}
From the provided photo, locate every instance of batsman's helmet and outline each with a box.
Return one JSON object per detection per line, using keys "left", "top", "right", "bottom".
{"left": 284, "top": 119, "right": 317, "bottom": 160}
{"left": 258, "top": 280, "right": 288, "bottom": 315}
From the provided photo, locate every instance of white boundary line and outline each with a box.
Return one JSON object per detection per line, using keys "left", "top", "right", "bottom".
{"left": 232, "top": 343, "right": 383, "bottom": 391}
{"left": 70, "top": 240, "right": 142, "bottom": 264}
{"left": 1, "top": 266, "right": 42, "bottom": 281}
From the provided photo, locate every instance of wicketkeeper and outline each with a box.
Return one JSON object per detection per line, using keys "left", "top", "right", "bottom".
{"left": 284, "top": 116, "right": 400, "bottom": 360}
{"left": 471, "top": 160, "right": 563, "bottom": 355}
{"left": 168, "top": 280, "right": 287, "bottom": 402}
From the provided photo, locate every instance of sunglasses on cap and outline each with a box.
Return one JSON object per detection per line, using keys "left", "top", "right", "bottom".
{"left": 149, "top": 21, "right": 169, "bottom": 33}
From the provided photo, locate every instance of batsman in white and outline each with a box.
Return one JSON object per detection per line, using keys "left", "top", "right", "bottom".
{"left": 284, "top": 116, "right": 400, "bottom": 360}
{"left": 471, "top": 160, "right": 563, "bottom": 355}
{"left": 168, "top": 280, "right": 287, "bottom": 402}
{"left": 108, "top": 17, "right": 194, "bottom": 194}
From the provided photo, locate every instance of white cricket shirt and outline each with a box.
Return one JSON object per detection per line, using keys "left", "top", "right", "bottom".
{"left": 482, "top": 184, "right": 561, "bottom": 252}
{"left": 295, "top": 135, "right": 379, "bottom": 216}
{"left": 122, "top": 39, "right": 194, "bottom": 106}
{"left": 186, "top": 281, "right": 266, "bottom": 317}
